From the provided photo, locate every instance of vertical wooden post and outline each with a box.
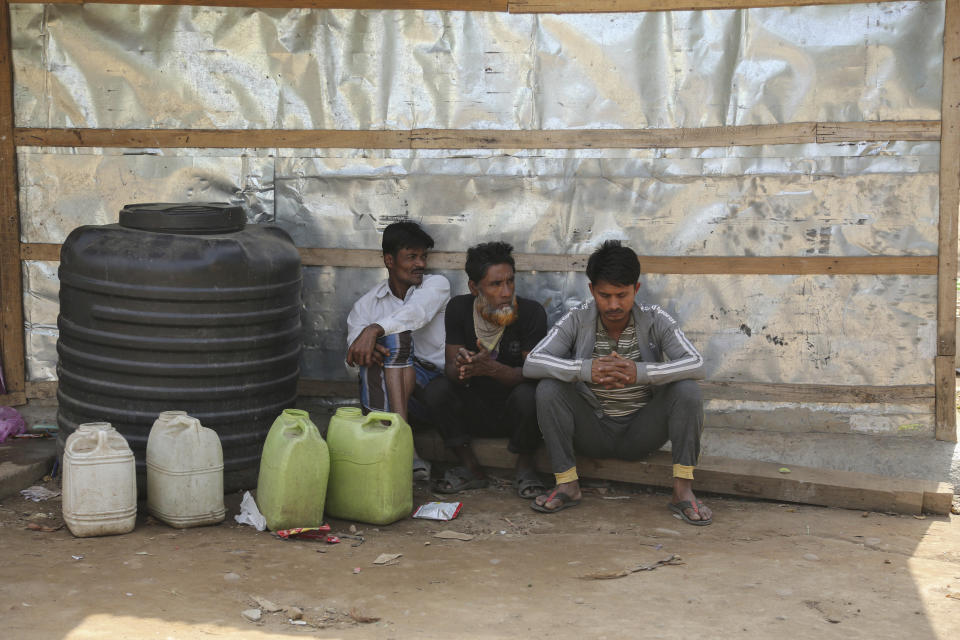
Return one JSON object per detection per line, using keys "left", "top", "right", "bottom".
{"left": 0, "top": 0, "right": 26, "bottom": 407}
{"left": 936, "top": 0, "right": 960, "bottom": 441}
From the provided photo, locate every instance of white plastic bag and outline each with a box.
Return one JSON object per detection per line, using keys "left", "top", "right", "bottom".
{"left": 21, "top": 485, "right": 60, "bottom": 502}
{"left": 234, "top": 491, "right": 266, "bottom": 531}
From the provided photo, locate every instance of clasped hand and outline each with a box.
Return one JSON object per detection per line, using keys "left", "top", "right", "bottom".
{"left": 456, "top": 345, "right": 495, "bottom": 380}
{"left": 345, "top": 325, "right": 390, "bottom": 367}
{"left": 591, "top": 352, "right": 637, "bottom": 389}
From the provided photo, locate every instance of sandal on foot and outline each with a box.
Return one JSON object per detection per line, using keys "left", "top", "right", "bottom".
{"left": 530, "top": 488, "right": 581, "bottom": 514}
{"left": 514, "top": 469, "right": 546, "bottom": 499}
{"left": 413, "top": 455, "right": 431, "bottom": 482}
{"left": 434, "top": 466, "right": 489, "bottom": 494}
{"left": 668, "top": 499, "right": 712, "bottom": 526}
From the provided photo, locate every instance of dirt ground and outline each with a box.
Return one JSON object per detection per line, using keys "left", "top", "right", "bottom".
{"left": 1, "top": 470, "right": 959, "bottom": 640}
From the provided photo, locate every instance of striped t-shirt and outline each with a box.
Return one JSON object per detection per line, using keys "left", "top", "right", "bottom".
{"left": 586, "top": 315, "right": 652, "bottom": 417}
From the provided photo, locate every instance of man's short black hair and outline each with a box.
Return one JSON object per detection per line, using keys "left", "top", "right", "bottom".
{"left": 465, "top": 241, "right": 515, "bottom": 283}
{"left": 586, "top": 240, "right": 640, "bottom": 286}
{"left": 382, "top": 221, "right": 435, "bottom": 256}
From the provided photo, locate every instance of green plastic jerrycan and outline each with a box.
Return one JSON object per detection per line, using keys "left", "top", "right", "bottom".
{"left": 325, "top": 409, "right": 413, "bottom": 525}
{"left": 256, "top": 409, "right": 329, "bottom": 531}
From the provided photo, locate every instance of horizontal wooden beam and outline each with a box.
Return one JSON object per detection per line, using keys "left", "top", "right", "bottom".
{"left": 294, "top": 378, "right": 933, "bottom": 404}
{"left": 301, "top": 250, "right": 938, "bottom": 275}
{"left": 507, "top": 0, "right": 907, "bottom": 12}
{"left": 296, "top": 379, "right": 357, "bottom": 398}
{"left": 8, "top": 0, "right": 909, "bottom": 12}
{"left": 636, "top": 256, "right": 937, "bottom": 276}
{"left": 298, "top": 248, "right": 593, "bottom": 271}
{"left": 0, "top": 391, "right": 26, "bottom": 407}
{"left": 412, "top": 123, "right": 819, "bottom": 148}
{"left": 24, "top": 380, "right": 56, "bottom": 400}
{"left": 413, "top": 432, "right": 953, "bottom": 514}
{"left": 29, "top": 377, "right": 933, "bottom": 407}
{"left": 14, "top": 128, "right": 412, "bottom": 150}
{"left": 19, "top": 243, "right": 60, "bottom": 261}
{"left": 817, "top": 121, "right": 941, "bottom": 143}
{"left": 24, "top": 244, "right": 937, "bottom": 276}
{"left": 10, "top": 0, "right": 507, "bottom": 11}
{"left": 14, "top": 121, "right": 938, "bottom": 150}
{"left": 922, "top": 482, "right": 955, "bottom": 514}
{"left": 27, "top": 378, "right": 936, "bottom": 404}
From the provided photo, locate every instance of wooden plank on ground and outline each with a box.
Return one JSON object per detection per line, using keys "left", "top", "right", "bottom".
{"left": 296, "top": 379, "right": 357, "bottom": 398}
{"left": 25, "top": 381, "right": 57, "bottom": 400}
{"left": 939, "top": 0, "right": 960, "bottom": 360}
{"left": 0, "top": 1, "right": 25, "bottom": 401}
{"left": 700, "top": 381, "right": 935, "bottom": 403}
{"left": 507, "top": 0, "right": 908, "bottom": 12}
{"left": 934, "top": 355, "right": 958, "bottom": 442}
{"left": 922, "top": 482, "right": 955, "bottom": 514}
{"left": 414, "top": 432, "right": 952, "bottom": 514}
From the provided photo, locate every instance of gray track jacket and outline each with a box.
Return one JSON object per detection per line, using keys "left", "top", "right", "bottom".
{"left": 522, "top": 300, "right": 704, "bottom": 385}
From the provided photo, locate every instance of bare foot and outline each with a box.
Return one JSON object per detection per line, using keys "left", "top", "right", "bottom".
{"left": 672, "top": 477, "right": 712, "bottom": 523}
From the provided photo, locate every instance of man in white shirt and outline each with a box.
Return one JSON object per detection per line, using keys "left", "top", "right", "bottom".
{"left": 346, "top": 221, "right": 450, "bottom": 479}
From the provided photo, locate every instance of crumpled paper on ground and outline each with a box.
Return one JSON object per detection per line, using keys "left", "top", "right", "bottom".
{"left": 235, "top": 491, "right": 266, "bottom": 531}
{"left": 373, "top": 553, "right": 402, "bottom": 565}
{"left": 21, "top": 486, "right": 60, "bottom": 502}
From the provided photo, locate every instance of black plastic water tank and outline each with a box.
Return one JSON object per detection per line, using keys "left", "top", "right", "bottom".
{"left": 57, "top": 203, "right": 302, "bottom": 492}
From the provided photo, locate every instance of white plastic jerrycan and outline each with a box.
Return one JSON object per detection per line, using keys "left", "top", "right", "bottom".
{"left": 146, "top": 411, "right": 225, "bottom": 528}
{"left": 62, "top": 422, "right": 137, "bottom": 538}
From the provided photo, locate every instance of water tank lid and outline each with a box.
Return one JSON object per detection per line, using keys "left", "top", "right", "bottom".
{"left": 119, "top": 203, "right": 246, "bottom": 234}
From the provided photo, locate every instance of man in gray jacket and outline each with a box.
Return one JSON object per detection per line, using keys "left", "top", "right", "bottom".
{"left": 522, "top": 240, "right": 711, "bottom": 525}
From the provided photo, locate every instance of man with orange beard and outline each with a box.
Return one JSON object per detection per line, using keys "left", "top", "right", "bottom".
{"left": 423, "top": 242, "right": 548, "bottom": 498}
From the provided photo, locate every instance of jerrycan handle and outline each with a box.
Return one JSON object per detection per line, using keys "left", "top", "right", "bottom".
{"left": 362, "top": 411, "right": 399, "bottom": 429}
{"left": 67, "top": 429, "right": 111, "bottom": 457}
{"left": 282, "top": 421, "right": 307, "bottom": 439}
{"left": 162, "top": 411, "right": 198, "bottom": 435}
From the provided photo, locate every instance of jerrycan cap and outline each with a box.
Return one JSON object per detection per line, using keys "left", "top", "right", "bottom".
{"left": 119, "top": 203, "right": 246, "bottom": 234}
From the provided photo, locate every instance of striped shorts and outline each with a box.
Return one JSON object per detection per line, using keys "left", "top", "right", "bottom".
{"left": 358, "top": 331, "right": 440, "bottom": 414}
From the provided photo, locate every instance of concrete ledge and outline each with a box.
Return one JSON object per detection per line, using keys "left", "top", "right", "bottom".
{"left": 0, "top": 438, "right": 56, "bottom": 501}
{"left": 415, "top": 432, "right": 955, "bottom": 515}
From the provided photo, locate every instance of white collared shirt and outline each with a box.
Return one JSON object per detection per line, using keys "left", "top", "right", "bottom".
{"left": 346, "top": 273, "right": 450, "bottom": 370}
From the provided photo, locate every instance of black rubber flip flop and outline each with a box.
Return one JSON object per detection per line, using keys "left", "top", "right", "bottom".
{"left": 530, "top": 489, "right": 581, "bottom": 513}
{"left": 668, "top": 500, "right": 713, "bottom": 526}
{"left": 514, "top": 469, "right": 546, "bottom": 499}
{"left": 434, "top": 466, "right": 490, "bottom": 494}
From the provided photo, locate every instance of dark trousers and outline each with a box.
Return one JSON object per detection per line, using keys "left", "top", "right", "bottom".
{"left": 422, "top": 376, "right": 542, "bottom": 455}
{"left": 535, "top": 378, "right": 703, "bottom": 474}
